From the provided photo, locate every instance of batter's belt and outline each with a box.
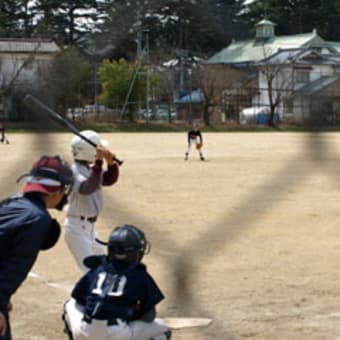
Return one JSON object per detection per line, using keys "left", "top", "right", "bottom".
{"left": 67, "top": 215, "right": 97, "bottom": 223}
{"left": 80, "top": 216, "right": 97, "bottom": 223}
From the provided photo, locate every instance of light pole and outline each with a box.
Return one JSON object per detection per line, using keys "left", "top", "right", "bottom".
{"left": 188, "top": 68, "right": 193, "bottom": 123}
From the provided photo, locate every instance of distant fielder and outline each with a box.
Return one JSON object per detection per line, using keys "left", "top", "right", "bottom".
{"left": 184, "top": 122, "right": 205, "bottom": 161}
{"left": 0, "top": 122, "right": 9, "bottom": 144}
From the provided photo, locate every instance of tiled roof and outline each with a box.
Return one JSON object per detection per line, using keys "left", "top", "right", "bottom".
{"left": 257, "top": 48, "right": 340, "bottom": 65}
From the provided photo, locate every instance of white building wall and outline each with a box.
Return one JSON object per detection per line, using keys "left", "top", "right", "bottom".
{"left": 254, "top": 62, "right": 340, "bottom": 120}
{"left": 254, "top": 65, "right": 293, "bottom": 116}
{"left": 0, "top": 52, "right": 53, "bottom": 87}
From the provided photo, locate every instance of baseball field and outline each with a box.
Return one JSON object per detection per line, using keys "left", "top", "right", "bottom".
{"left": 2, "top": 131, "right": 340, "bottom": 339}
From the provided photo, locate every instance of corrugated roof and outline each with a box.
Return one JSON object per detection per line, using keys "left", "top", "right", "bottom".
{"left": 175, "top": 90, "right": 204, "bottom": 104}
{"left": 294, "top": 75, "right": 340, "bottom": 95}
{"left": 0, "top": 39, "right": 59, "bottom": 53}
{"left": 328, "top": 41, "right": 340, "bottom": 54}
{"left": 206, "top": 31, "right": 323, "bottom": 64}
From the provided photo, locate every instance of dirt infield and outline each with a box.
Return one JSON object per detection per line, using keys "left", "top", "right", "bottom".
{"left": 2, "top": 132, "right": 340, "bottom": 339}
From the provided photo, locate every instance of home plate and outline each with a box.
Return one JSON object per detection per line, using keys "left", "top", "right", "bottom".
{"left": 163, "top": 317, "right": 212, "bottom": 329}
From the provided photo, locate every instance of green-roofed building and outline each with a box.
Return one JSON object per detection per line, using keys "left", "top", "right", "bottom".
{"left": 207, "top": 20, "right": 331, "bottom": 66}
{"left": 204, "top": 19, "right": 340, "bottom": 125}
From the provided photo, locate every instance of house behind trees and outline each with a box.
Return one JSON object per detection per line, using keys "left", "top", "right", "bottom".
{"left": 205, "top": 18, "right": 340, "bottom": 125}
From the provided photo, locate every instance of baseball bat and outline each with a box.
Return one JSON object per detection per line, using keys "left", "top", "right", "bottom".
{"left": 23, "top": 94, "right": 123, "bottom": 166}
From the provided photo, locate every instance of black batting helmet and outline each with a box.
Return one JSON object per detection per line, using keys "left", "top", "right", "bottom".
{"left": 98, "top": 224, "right": 150, "bottom": 263}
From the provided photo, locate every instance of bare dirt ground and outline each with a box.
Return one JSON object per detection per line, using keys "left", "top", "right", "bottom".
{"left": 2, "top": 132, "right": 340, "bottom": 340}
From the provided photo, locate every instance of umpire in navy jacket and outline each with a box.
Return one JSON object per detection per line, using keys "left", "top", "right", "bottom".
{"left": 0, "top": 155, "right": 74, "bottom": 340}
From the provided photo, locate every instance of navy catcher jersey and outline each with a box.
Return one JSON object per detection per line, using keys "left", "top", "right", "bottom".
{"left": 71, "top": 259, "right": 164, "bottom": 321}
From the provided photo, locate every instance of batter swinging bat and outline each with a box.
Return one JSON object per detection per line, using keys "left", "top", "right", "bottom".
{"left": 23, "top": 94, "right": 123, "bottom": 166}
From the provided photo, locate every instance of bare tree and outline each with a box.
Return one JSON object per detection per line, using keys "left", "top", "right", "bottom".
{"left": 1, "top": 42, "right": 41, "bottom": 95}
{"left": 0, "top": 40, "right": 44, "bottom": 118}
{"left": 159, "top": 68, "right": 176, "bottom": 122}
{"left": 256, "top": 46, "right": 294, "bottom": 126}
{"left": 200, "top": 63, "right": 246, "bottom": 125}
{"left": 199, "top": 64, "right": 218, "bottom": 126}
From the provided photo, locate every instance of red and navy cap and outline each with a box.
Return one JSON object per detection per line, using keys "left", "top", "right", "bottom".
{"left": 21, "top": 155, "right": 73, "bottom": 194}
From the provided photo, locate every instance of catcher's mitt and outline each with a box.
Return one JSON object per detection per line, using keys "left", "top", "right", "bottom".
{"left": 196, "top": 143, "right": 203, "bottom": 150}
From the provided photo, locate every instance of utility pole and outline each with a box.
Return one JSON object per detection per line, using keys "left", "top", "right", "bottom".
{"left": 178, "top": 19, "right": 189, "bottom": 96}
{"left": 94, "top": 62, "right": 97, "bottom": 111}
{"left": 179, "top": 22, "right": 184, "bottom": 93}
{"left": 145, "top": 30, "right": 150, "bottom": 121}
{"left": 136, "top": 5, "right": 143, "bottom": 59}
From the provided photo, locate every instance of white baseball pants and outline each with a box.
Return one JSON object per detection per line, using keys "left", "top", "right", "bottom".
{"left": 64, "top": 298, "right": 170, "bottom": 340}
{"left": 64, "top": 216, "right": 105, "bottom": 273}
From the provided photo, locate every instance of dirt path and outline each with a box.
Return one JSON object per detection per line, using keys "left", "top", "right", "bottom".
{"left": 1, "top": 132, "right": 340, "bottom": 339}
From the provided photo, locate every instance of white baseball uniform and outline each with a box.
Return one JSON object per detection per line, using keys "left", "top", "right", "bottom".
{"left": 64, "top": 160, "right": 119, "bottom": 272}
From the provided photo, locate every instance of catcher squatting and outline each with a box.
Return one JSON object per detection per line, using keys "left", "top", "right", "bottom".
{"left": 63, "top": 224, "right": 171, "bottom": 340}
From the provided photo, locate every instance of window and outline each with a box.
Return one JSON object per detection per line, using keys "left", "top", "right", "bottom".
{"left": 284, "top": 98, "right": 293, "bottom": 113}
{"left": 296, "top": 70, "right": 310, "bottom": 83}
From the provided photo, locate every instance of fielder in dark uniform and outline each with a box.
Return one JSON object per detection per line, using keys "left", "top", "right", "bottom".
{"left": 63, "top": 224, "right": 171, "bottom": 340}
{"left": 184, "top": 123, "right": 205, "bottom": 161}
{"left": 0, "top": 155, "right": 73, "bottom": 340}
{"left": 0, "top": 123, "right": 9, "bottom": 144}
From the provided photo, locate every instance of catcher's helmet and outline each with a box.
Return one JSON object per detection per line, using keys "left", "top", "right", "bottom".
{"left": 71, "top": 130, "right": 108, "bottom": 162}
{"left": 20, "top": 155, "right": 73, "bottom": 195}
{"left": 98, "top": 225, "right": 150, "bottom": 263}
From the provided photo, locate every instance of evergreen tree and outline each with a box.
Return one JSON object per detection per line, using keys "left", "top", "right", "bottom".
{"left": 0, "top": 0, "right": 36, "bottom": 37}
{"left": 33, "top": 0, "right": 102, "bottom": 45}
{"left": 41, "top": 47, "right": 92, "bottom": 111}
{"left": 90, "top": 0, "right": 247, "bottom": 60}
{"left": 241, "top": 0, "right": 340, "bottom": 40}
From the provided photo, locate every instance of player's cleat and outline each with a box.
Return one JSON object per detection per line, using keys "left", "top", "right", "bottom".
{"left": 165, "top": 330, "right": 172, "bottom": 339}
{"left": 184, "top": 153, "right": 188, "bottom": 160}
{"left": 200, "top": 156, "right": 205, "bottom": 161}
{"left": 150, "top": 330, "right": 172, "bottom": 340}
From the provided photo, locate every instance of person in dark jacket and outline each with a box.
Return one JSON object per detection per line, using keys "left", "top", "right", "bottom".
{"left": 0, "top": 155, "right": 74, "bottom": 340}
